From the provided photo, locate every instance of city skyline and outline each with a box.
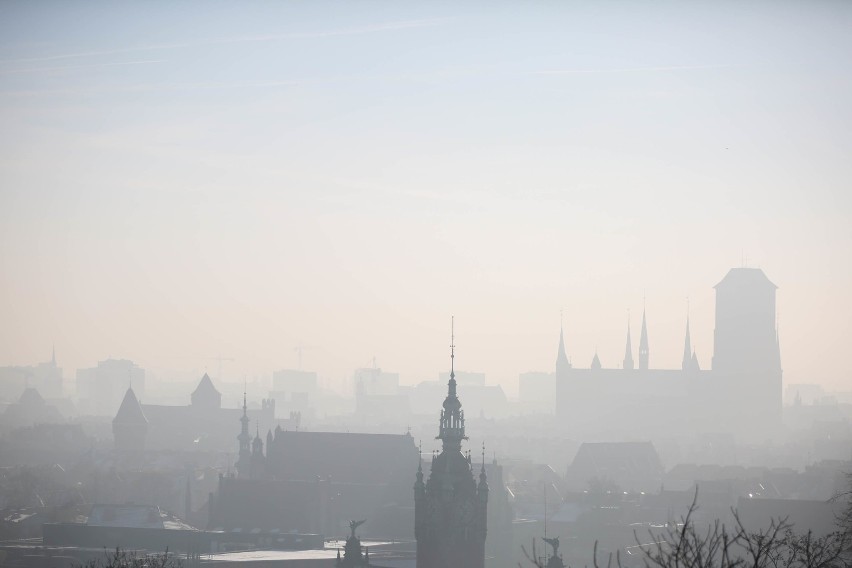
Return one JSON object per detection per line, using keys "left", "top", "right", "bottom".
{"left": 2, "top": 2, "right": 851, "bottom": 393}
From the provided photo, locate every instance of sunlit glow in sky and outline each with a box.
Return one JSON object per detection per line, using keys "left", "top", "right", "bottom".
{"left": 1, "top": 1, "right": 851, "bottom": 394}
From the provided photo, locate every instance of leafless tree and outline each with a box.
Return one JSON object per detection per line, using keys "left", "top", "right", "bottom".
{"left": 74, "top": 548, "right": 183, "bottom": 568}
{"left": 522, "top": 490, "right": 851, "bottom": 568}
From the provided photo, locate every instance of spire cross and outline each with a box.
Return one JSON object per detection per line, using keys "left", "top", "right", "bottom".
{"left": 450, "top": 316, "right": 455, "bottom": 380}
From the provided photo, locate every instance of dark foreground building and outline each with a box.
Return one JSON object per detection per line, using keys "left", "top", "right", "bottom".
{"left": 208, "top": 424, "right": 418, "bottom": 538}
{"left": 414, "top": 338, "right": 488, "bottom": 568}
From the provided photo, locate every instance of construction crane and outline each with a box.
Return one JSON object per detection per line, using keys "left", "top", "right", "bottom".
{"left": 208, "top": 356, "right": 235, "bottom": 381}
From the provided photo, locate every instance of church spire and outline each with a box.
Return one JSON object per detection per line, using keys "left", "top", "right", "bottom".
{"left": 555, "top": 313, "right": 571, "bottom": 375}
{"left": 51, "top": 344, "right": 56, "bottom": 366}
{"left": 623, "top": 313, "right": 634, "bottom": 370}
{"left": 682, "top": 311, "right": 692, "bottom": 371}
{"left": 639, "top": 301, "right": 649, "bottom": 371}
{"left": 237, "top": 383, "right": 251, "bottom": 475}
{"left": 438, "top": 317, "right": 466, "bottom": 452}
{"left": 478, "top": 442, "right": 488, "bottom": 494}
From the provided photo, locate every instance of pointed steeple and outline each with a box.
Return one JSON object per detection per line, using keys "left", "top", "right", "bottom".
{"left": 591, "top": 349, "right": 602, "bottom": 370}
{"left": 639, "top": 302, "right": 649, "bottom": 371}
{"left": 414, "top": 440, "right": 426, "bottom": 497}
{"left": 51, "top": 344, "right": 56, "bottom": 366}
{"left": 691, "top": 349, "right": 700, "bottom": 372}
{"left": 114, "top": 387, "right": 148, "bottom": 425}
{"left": 478, "top": 442, "right": 488, "bottom": 493}
{"left": 556, "top": 315, "right": 571, "bottom": 376}
{"left": 438, "top": 317, "right": 466, "bottom": 452}
{"left": 682, "top": 315, "right": 692, "bottom": 371}
{"left": 113, "top": 386, "right": 148, "bottom": 452}
{"left": 237, "top": 385, "right": 251, "bottom": 475}
{"left": 623, "top": 314, "right": 634, "bottom": 370}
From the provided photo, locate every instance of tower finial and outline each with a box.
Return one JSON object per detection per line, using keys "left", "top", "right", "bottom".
{"left": 481, "top": 442, "right": 486, "bottom": 472}
{"left": 450, "top": 315, "right": 455, "bottom": 381}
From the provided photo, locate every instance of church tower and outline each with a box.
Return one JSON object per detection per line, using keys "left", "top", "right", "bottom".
{"left": 414, "top": 321, "right": 487, "bottom": 568}
{"left": 711, "top": 267, "right": 782, "bottom": 434}
{"left": 113, "top": 386, "right": 148, "bottom": 452}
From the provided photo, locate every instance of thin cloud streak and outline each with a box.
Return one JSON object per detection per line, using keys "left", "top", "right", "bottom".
{"left": 0, "top": 59, "right": 165, "bottom": 76}
{"left": 0, "top": 79, "right": 300, "bottom": 98}
{"left": 0, "top": 18, "right": 451, "bottom": 65}
{"left": 533, "top": 63, "right": 739, "bottom": 75}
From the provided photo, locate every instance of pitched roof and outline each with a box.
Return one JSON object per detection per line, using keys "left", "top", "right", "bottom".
{"left": 19, "top": 387, "right": 45, "bottom": 407}
{"left": 715, "top": 267, "right": 777, "bottom": 290}
{"left": 113, "top": 387, "right": 148, "bottom": 425}
{"left": 192, "top": 373, "right": 221, "bottom": 397}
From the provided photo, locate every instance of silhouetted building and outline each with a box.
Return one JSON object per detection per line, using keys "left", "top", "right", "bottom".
{"left": 190, "top": 373, "right": 221, "bottom": 409}
{"left": 414, "top": 336, "right": 488, "bottom": 568}
{"left": 209, "top": 420, "right": 419, "bottom": 537}
{"left": 0, "top": 346, "right": 63, "bottom": 401}
{"left": 110, "top": 374, "right": 287, "bottom": 453}
{"left": 113, "top": 387, "right": 148, "bottom": 452}
{"left": 565, "top": 441, "right": 664, "bottom": 493}
{"left": 1, "top": 387, "right": 64, "bottom": 432}
{"left": 554, "top": 267, "right": 783, "bottom": 440}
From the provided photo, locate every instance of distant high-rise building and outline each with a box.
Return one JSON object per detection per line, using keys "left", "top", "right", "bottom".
{"left": 77, "top": 359, "right": 145, "bottom": 414}
{"left": 414, "top": 330, "right": 487, "bottom": 568}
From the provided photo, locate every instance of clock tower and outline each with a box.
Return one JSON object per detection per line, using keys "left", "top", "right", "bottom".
{"left": 414, "top": 320, "right": 488, "bottom": 568}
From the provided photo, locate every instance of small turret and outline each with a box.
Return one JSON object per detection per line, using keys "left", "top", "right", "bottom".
{"left": 477, "top": 444, "right": 489, "bottom": 500}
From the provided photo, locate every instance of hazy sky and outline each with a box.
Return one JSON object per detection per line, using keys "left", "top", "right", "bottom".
{"left": 1, "top": 1, "right": 851, "bottom": 395}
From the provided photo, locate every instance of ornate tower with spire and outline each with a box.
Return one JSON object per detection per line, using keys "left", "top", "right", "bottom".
{"left": 414, "top": 320, "right": 487, "bottom": 568}
{"left": 639, "top": 306, "right": 649, "bottom": 371}
{"left": 623, "top": 315, "right": 634, "bottom": 370}
{"left": 236, "top": 388, "right": 251, "bottom": 477}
